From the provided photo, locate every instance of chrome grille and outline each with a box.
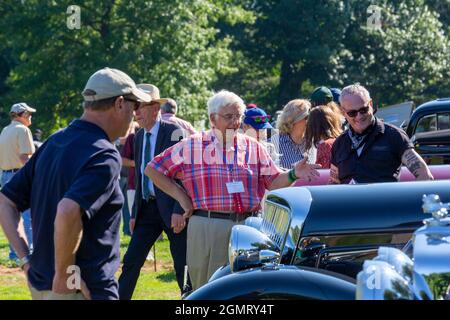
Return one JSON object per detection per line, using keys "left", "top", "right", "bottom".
{"left": 261, "top": 200, "right": 292, "bottom": 250}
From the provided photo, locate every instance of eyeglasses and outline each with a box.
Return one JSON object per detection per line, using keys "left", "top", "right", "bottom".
{"left": 344, "top": 105, "right": 370, "bottom": 118}
{"left": 124, "top": 97, "right": 140, "bottom": 111}
{"left": 216, "top": 113, "right": 245, "bottom": 122}
{"left": 250, "top": 115, "right": 271, "bottom": 123}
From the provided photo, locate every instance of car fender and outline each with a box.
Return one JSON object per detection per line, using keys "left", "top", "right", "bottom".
{"left": 185, "top": 265, "right": 355, "bottom": 300}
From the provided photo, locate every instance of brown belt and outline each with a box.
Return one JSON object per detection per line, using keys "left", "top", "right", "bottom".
{"left": 193, "top": 210, "right": 256, "bottom": 222}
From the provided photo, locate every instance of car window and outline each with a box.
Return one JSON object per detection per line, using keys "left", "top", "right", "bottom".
{"left": 415, "top": 114, "right": 437, "bottom": 133}
{"left": 437, "top": 113, "right": 450, "bottom": 131}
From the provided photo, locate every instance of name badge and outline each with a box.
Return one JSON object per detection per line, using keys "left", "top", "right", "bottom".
{"left": 226, "top": 181, "right": 245, "bottom": 194}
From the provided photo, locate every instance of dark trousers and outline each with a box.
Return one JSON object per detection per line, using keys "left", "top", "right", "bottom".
{"left": 118, "top": 198, "right": 189, "bottom": 299}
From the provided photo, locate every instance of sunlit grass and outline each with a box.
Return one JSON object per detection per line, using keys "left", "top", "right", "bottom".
{"left": 0, "top": 228, "right": 179, "bottom": 300}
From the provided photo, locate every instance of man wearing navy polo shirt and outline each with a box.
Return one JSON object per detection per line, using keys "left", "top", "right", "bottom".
{"left": 0, "top": 67, "right": 151, "bottom": 300}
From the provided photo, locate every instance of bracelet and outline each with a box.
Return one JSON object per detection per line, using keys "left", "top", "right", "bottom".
{"left": 288, "top": 168, "right": 298, "bottom": 183}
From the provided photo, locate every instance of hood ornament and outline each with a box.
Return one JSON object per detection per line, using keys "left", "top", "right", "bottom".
{"left": 422, "top": 194, "right": 449, "bottom": 225}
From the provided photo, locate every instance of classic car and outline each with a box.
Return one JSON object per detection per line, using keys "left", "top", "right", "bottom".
{"left": 406, "top": 97, "right": 450, "bottom": 164}
{"left": 293, "top": 164, "right": 450, "bottom": 187}
{"left": 356, "top": 194, "right": 450, "bottom": 300}
{"left": 185, "top": 180, "right": 450, "bottom": 300}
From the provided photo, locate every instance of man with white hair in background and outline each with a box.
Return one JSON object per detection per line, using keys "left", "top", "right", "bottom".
{"left": 160, "top": 98, "right": 197, "bottom": 136}
{"left": 146, "top": 90, "right": 321, "bottom": 290}
{"left": 0, "top": 102, "right": 36, "bottom": 262}
{"left": 329, "top": 83, "right": 433, "bottom": 184}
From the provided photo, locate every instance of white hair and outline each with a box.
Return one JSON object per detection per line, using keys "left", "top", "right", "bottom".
{"left": 340, "top": 84, "right": 371, "bottom": 104}
{"left": 207, "top": 90, "right": 246, "bottom": 116}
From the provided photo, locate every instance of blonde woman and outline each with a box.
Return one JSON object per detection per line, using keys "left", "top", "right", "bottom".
{"left": 272, "top": 99, "right": 316, "bottom": 169}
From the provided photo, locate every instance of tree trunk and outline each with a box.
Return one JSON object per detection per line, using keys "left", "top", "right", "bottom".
{"left": 277, "top": 59, "right": 303, "bottom": 108}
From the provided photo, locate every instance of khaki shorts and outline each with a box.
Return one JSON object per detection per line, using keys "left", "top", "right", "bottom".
{"left": 28, "top": 283, "right": 86, "bottom": 300}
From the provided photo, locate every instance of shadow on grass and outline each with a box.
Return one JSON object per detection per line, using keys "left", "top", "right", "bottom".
{"left": 156, "top": 271, "right": 176, "bottom": 283}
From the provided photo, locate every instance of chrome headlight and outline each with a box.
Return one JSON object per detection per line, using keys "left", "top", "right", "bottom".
{"left": 229, "top": 225, "right": 279, "bottom": 273}
{"left": 244, "top": 216, "right": 263, "bottom": 230}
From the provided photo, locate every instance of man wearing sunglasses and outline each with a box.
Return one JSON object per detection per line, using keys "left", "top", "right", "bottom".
{"left": 329, "top": 84, "right": 433, "bottom": 184}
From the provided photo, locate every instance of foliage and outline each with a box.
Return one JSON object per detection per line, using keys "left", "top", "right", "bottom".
{"left": 0, "top": 0, "right": 252, "bottom": 134}
{"left": 216, "top": 0, "right": 449, "bottom": 113}
{"left": 0, "top": 1, "right": 448, "bottom": 131}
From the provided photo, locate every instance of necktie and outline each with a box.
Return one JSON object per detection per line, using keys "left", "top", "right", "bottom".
{"left": 142, "top": 132, "right": 152, "bottom": 200}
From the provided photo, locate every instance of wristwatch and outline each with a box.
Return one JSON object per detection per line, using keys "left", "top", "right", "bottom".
{"left": 18, "top": 255, "right": 31, "bottom": 270}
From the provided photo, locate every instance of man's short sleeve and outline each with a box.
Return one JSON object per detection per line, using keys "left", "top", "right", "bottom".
{"left": 149, "top": 139, "right": 186, "bottom": 180}
{"left": 390, "top": 127, "right": 414, "bottom": 160}
{"left": 64, "top": 150, "right": 121, "bottom": 219}
{"left": 17, "top": 127, "right": 35, "bottom": 155}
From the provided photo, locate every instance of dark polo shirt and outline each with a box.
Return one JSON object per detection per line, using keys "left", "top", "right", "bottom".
{"left": 1, "top": 119, "right": 123, "bottom": 300}
{"left": 331, "top": 118, "right": 414, "bottom": 184}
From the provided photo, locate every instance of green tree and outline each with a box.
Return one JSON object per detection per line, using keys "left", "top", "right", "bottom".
{"left": 0, "top": 0, "right": 251, "bottom": 133}
{"left": 217, "top": 0, "right": 449, "bottom": 113}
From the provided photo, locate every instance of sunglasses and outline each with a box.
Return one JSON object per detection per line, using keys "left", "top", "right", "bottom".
{"left": 250, "top": 115, "right": 271, "bottom": 123}
{"left": 124, "top": 97, "right": 140, "bottom": 111}
{"left": 344, "top": 105, "right": 370, "bottom": 118}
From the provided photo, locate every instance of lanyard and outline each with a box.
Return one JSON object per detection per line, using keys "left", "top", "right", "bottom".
{"left": 221, "top": 136, "right": 245, "bottom": 213}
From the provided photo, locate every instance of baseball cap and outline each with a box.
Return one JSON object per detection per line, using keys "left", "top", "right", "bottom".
{"left": 136, "top": 84, "right": 168, "bottom": 105}
{"left": 244, "top": 107, "right": 273, "bottom": 130}
{"left": 10, "top": 102, "right": 36, "bottom": 114}
{"left": 330, "top": 88, "right": 342, "bottom": 104}
{"left": 310, "top": 86, "right": 333, "bottom": 106}
{"left": 82, "top": 67, "right": 151, "bottom": 103}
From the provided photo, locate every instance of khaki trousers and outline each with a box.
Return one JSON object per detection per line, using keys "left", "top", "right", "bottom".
{"left": 187, "top": 215, "right": 242, "bottom": 290}
{"left": 28, "top": 283, "right": 86, "bottom": 300}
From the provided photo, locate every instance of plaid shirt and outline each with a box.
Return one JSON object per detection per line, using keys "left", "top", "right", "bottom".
{"left": 149, "top": 130, "right": 283, "bottom": 212}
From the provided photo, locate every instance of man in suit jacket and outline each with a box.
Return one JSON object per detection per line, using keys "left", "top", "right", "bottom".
{"left": 118, "top": 84, "right": 189, "bottom": 299}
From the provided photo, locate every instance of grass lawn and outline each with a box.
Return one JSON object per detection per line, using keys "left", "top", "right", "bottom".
{"left": 0, "top": 227, "right": 180, "bottom": 300}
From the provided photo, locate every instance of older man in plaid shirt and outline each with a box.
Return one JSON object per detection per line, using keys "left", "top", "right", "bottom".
{"left": 146, "top": 90, "right": 321, "bottom": 290}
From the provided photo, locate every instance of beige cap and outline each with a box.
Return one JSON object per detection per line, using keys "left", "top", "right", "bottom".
{"left": 82, "top": 67, "right": 151, "bottom": 103}
{"left": 136, "top": 84, "right": 168, "bottom": 105}
{"left": 10, "top": 102, "right": 36, "bottom": 113}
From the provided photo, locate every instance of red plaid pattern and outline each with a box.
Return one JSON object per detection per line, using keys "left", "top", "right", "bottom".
{"left": 150, "top": 130, "right": 283, "bottom": 212}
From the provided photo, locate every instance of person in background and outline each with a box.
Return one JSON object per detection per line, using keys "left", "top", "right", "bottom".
{"left": 121, "top": 121, "right": 139, "bottom": 217}
{"left": 304, "top": 105, "right": 343, "bottom": 169}
{"left": 242, "top": 106, "right": 279, "bottom": 164}
{"left": 33, "top": 129, "right": 43, "bottom": 149}
{"left": 272, "top": 99, "right": 316, "bottom": 169}
{"left": 116, "top": 123, "right": 136, "bottom": 237}
{"left": 0, "top": 102, "right": 36, "bottom": 262}
{"left": 329, "top": 83, "right": 433, "bottom": 184}
{"left": 310, "top": 86, "right": 333, "bottom": 108}
{"left": 330, "top": 88, "right": 342, "bottom": 106}
{"left": 160, "top": 98, "right": 196, "bottom": 136}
